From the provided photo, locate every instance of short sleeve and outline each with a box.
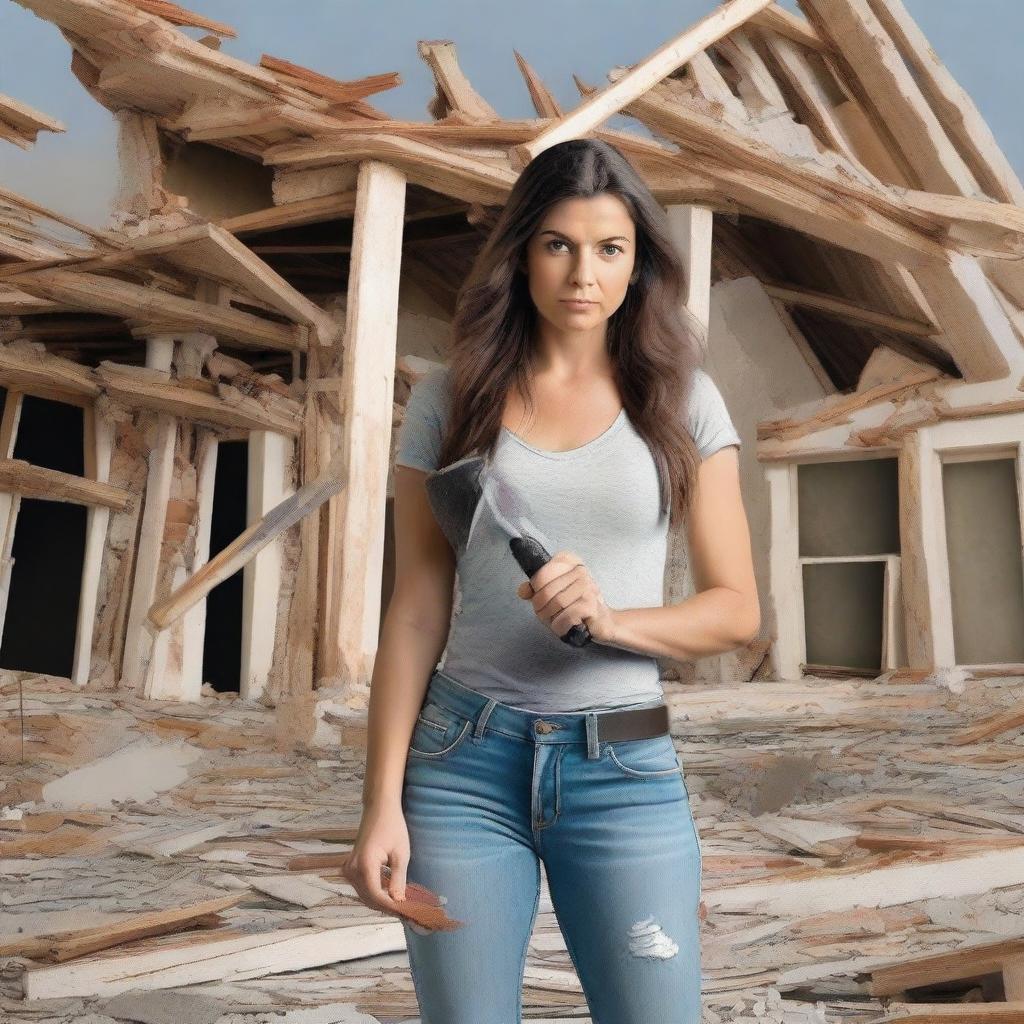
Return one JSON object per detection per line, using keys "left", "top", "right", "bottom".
{"left": 685, "top": 367, "right": 741, "bottom": 461}
{"left": 395, "top": 364, "right": 450, "bottom": 472}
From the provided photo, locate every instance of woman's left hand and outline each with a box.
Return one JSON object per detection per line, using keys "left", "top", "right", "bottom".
{"left": 516, "top": 550, "right": 618, "bottom": 644}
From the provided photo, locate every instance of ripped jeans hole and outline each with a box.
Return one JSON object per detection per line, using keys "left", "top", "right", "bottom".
{"left": 627, "top": 916, "right": 679, "bottom": 960}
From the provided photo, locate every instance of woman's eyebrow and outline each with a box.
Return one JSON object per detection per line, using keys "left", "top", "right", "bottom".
{"left": 539, "top": 229, "right": 631, "bottom": 244}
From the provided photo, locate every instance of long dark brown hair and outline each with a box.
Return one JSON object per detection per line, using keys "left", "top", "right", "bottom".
{"left": 438, "top": 137, "right": 705, "bottom": 526}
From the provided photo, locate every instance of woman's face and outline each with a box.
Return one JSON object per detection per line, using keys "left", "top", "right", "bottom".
{"left": 523, "top": 193, "right": 637, "bottom": 335}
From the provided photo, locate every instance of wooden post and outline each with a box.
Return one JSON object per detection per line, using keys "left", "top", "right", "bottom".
{"left": 897, "top": 431, "right": 935, "bottom": 669}
{"left": 241, "top": 430, "right": 292, "bottom": 700}
{"left": 322, "top": 160, "right": 407, "bottom": 688}
{"left": 72, "top": 404, "right": 114, "bottom": 686}
{"left": 122, "top": 336, "right": 178, "bottom": 691}
{"left": 179, "top": 431, "right": 218, "bottom": 701}
{"left": 766, "top": 462, "right": 804, "bottom": 680}
{"left": 667, "top": 203, "right": 714, "bottom": 347}
{"left": 914, "top": 424, "right": 955, "bottom": 668}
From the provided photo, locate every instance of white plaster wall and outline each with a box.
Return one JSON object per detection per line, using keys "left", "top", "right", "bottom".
{"left": 692, "top": 276, "right": 829, "bottom": 679}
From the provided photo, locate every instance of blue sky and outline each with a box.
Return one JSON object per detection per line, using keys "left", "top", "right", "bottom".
{"left": 0, "top": 0, "right": 1020, "bottom": 226}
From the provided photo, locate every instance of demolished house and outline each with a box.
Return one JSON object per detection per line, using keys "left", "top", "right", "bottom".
{"left": 2, "top": 0, "right": 1024, "bottom": 1020}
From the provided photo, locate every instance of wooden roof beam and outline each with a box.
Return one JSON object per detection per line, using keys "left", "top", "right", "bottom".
{"left": 748, "top": 3, "right": 828, "bottom": 53}
{"left": 0, "top": 92, "right": 65, "bottom": 149}
{"left": 611, "top": 74, "right": 1024, "bottom": 265}
{"left": 263, "top": 133, "right": 517, "bottom": 207}
{"left": 797, "top": 0, "right": 981, "bottom": 197}
{"left": 10, "top": 269, "right": 306, "bottom": 351}
{"left": 121, "top": 0, "right": 236, "bottom": 38}
{"left": 867, "top": 0, "right": 1024, "bottom": 206}
{"left": 0, "top": 341, "right": 101, "bottom": 402}
{"left": 0, "top": 223, "right": 336, "bottom": 345}
{"left": 762, "top": 280, "right": 939, "bottom": 337}
{"left": 512, "top": 0, "right": 774, "bottom": 168}
{"left": 418, "top": 40, "right": 499, "bottom": 122}
{"left": 259, "top": 54, "right": 401, "bottom": 106}
{"left": 513, "top": 51, "right": 563, "bottom": 120}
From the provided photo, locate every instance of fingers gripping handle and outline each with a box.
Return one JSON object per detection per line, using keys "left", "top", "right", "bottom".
{"left": 509, "top": 536, "right": 592, "bottom": 648}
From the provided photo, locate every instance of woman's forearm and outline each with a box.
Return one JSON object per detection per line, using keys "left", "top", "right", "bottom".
{"left": 604, "top": 588, "right": 759, "bottom": 661}
{"left": 361, "top": 609, "right": 448, "bottom": 811}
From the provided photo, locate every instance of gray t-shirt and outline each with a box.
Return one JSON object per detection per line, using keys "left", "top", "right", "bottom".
{"left": 394, "top": 364, "right": 741, "bottom": 712}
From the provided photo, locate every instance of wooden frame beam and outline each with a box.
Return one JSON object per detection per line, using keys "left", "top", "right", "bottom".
{"left": 797, "top": 0, "right": 979, "bottom": 196}
{"left": 9, "top": 270, "right": 306, "bottom": 351}
{"left": 512, "top": 0, "right": 774, "bottom": 167}
{"left": 321, "top": 160, "right": 407, "bottom": 685}
{"left": 0, "top": 458, "right": 130, "bottom": 511}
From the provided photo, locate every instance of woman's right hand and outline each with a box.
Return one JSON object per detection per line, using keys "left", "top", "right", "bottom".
{"left": 342, "top": 802, "right": 411, "bottom": 915}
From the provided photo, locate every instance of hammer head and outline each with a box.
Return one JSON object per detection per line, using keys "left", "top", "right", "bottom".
{"left": 424, "top": 453, "right": 487, "bottom": 560}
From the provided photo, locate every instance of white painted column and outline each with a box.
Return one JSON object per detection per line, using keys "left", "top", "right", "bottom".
{"left": 241, "top": 430, "right": 291, "bottom": 700}
{"left": 666, "top": 203, "right": 714, "bottom": 353}
{"left": 179, "top": 433, "right": 218, "bottom": 701}
{"left": 765, "top": 462, "right": 804, "bottom": 680}
{"left": 72, "top": 406, "right": 115, "bottom": 685}
{"left": 122, "top": 336, "right": 178, "bottom": 692}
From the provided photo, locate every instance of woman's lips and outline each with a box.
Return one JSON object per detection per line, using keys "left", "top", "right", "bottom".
{"left": 561, "top": 299, "right": 595, "bottom": 309}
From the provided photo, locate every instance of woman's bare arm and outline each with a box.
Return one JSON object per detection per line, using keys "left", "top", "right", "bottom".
{"left": 601, "top": 445, "right": 760, "bottom": 660}
{"left": 361, "top": 464, "right": 456, "bottom": 810}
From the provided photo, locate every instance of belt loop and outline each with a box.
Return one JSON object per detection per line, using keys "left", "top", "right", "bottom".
{"left": 586, "top": 712, "right": 599, "bottom": 759}
{"left": 474, "top": 698, "right": 497, "bottom": 739}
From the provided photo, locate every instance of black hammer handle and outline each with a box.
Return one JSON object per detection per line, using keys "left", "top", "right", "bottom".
{"left": 508, "top": 536, "right": 593, "bottom": 647}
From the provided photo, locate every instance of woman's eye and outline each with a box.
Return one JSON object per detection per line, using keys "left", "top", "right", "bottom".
{"left": 546, "top": 240, "right": 622, "bottom": 255}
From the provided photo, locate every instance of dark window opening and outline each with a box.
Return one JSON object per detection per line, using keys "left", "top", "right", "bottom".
{"left": 202, "top": 440, "right": 248, "bottom": 692}
{"left": 0, "top": 395, "right": 87, "bottom": 677}
{"left": 13, "top": 395, "right": 85, "bottom": 475}
{"left": 0, "top": 499, "right": 86, "bottom": 677}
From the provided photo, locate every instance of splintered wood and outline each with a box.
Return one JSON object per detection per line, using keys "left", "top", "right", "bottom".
{"left": 0, "top": 93, "right": 64, "bottom": 150}
{"left": 2, "top": 670, "right": 1023, "bottom": 1022}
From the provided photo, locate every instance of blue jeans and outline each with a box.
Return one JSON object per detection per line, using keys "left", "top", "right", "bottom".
{"left": 400, "top": 668, "right": 703, "bottom": 1024}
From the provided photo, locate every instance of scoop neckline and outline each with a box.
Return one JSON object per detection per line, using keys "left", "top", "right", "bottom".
{"left": 500, "top": 407, "right": 628, "bottom": 460}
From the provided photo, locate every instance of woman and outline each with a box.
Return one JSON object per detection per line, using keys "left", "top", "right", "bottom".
{"left": 344, "top": 138, "right": 759, "bottom": 1024}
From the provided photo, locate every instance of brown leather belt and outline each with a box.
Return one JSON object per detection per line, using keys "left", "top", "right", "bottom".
{"left": 593, "top": 703, "right": 670, "bottom": 741}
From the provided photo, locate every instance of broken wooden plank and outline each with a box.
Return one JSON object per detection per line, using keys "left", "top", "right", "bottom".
{"left": 797, "top": 0, "right": 979, "bottom": 196}
{"left": 867, "top": 0, "right": 1024, "bottom": 205}
{"left": 147, "top": 448, "right": 346, "bottom": 631}
{"left": 2, "top": 893, "right": 245, "bottom": 963}
{"left": 0, "top": 91, "right": 65, "bottom": 148}
{"left": 121, "top": 0, "right": 236, "bottom": 37}
{"left": 97, "top": 362, "right": 302, "bottom": 435}
{"left": 22, "top": 921, "right": 407, "bottom": 999}
{"left": 513, "top": 0, "right": 774, "bottom": 166}
{"left": 705, "top": 846, "right": 1024, "bottom": 915}
{"left": 0, "top": 458, "right": 131, "bottom": 511}
{"left": 11, "top": 270, "right": 306, "bottom": 352}
{"left": 750, "top": 4, "right": 828, "bottom": 53}
{"left": 418, "top": 40, "right": 499, "bottom": 121}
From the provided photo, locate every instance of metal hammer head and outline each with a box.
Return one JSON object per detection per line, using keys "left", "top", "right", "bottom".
{"left": 424, "top": 453, "right": 487, "bottom": 559}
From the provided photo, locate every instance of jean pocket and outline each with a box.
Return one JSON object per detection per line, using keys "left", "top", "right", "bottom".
{"left": 606, "top": 733, "right": 681, "bottom": 779}
{"left": 408, "top": 700, "right": 473, "bottom": 760}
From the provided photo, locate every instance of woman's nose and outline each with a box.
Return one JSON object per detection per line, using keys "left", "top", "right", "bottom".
{"left": 570, "top": 253, "right": 596, "bottom": 286}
